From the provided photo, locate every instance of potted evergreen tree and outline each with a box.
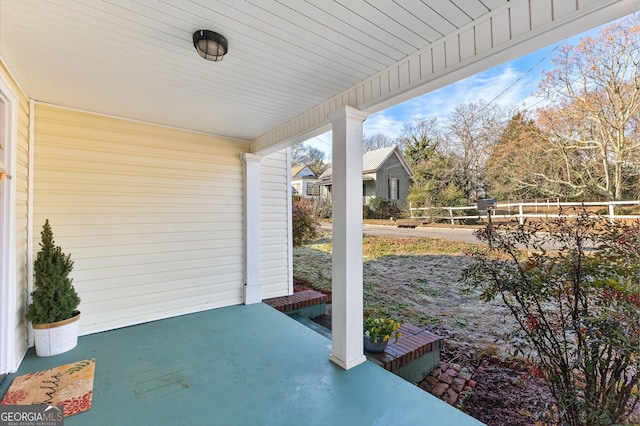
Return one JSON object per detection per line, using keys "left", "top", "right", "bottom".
{"left": 27, "top": 220, "right": 81, "bottom": 356}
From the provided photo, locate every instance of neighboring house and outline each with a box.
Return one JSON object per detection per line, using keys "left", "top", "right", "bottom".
{"left": 291, "top": 165, "right": 321, "bottom": 198}
{"left": 0, "top": 1, "right": 629, "bottom": 379}
{"left": 319, "top": 146, "right": 413, "bottom": 209}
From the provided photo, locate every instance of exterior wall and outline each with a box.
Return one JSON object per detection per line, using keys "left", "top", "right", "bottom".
{"left": 291, "top": 179, "right": 303, "bottom": 196}
{"left": 1, "top": 62, "right": 30, "bottom": 370}
{"left": 33, "top": 104, "right": 251, "bottom": 335}
{"left": 292, "top": 177, "right": 320, "bottom": 198}
{"left": 363, "top": 177, "right": 376, "bottom": 205}
{"left": 293, "top": 166, "right": 316, "bottom": 178}
{"left": 373, "top": 155, "right": 411, "bottom": 209}
{"left": 260, "top": 151, "right": 291, "bottom": 299}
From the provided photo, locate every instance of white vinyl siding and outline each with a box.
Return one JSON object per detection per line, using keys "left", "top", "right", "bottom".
{"left": 33, "top": 104, "right": 249, "bottom": 335}
{"left": 260, "top": 151, "right": 291, "bottom": 299}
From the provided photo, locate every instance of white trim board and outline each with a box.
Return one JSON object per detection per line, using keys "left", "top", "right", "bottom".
{"left": 0, "top": 72, "right": 19, "bottom": 374}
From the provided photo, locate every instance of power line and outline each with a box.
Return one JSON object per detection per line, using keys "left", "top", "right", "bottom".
{"left": 484, "top": 42, "right": 562, "bottom": 109}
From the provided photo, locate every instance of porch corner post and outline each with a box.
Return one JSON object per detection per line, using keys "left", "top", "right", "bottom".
{"left": 328, "top": 106, "right": 369, "bottom": 370}
{"left": 242, "top": 152, "right": 264, "bottom": 305}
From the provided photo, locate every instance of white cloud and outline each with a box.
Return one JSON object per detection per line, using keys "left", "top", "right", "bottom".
{"left": 363, "top": 112, "right": 405, "bottom": 139}
{"left": 381, "top": 61, "right": 544, "bottom": 127}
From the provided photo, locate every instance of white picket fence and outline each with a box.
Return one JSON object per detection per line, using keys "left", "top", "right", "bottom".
{"left": 409, "top": 200, "right": 640, "bottom": 225}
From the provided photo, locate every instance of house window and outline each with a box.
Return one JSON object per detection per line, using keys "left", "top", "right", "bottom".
{"left": 306, "top": 183, "right": 319, "bottom": 196}
{"left": 292, "top": 183, "right": 301, "bottom": 195}
{"left": 389, "top": 178, "right": 399, "bottom": 200}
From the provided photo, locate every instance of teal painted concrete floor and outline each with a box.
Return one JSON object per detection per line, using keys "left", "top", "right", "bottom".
{"left": 1, "top": 303, "right": 483, "bottom": 426}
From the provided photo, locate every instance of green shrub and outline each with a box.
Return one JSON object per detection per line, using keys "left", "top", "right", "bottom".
{"left": 368, "top": 197, "right": 400, "bottom": 219}
{"left": 464, "top": 211, "right": 640, "bottom": 425}
{"left": 292, "top": 197, "right": 318, "bottom": 246}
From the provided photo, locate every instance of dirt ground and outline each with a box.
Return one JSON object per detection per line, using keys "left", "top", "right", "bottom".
{"left": 459, "top": 359, "right": 558, "bottom": 425}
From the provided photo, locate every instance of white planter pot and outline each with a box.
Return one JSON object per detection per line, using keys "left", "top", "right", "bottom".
{"left": 32, "top": 313, "right": 80, "bottom": 357}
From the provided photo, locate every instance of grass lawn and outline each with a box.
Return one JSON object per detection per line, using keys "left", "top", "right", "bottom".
{"left": 294, "top": 230, "right": 524, "bottom": 361}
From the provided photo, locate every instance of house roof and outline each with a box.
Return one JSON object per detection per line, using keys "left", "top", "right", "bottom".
{"left": 319, "top": 145, "right": 413, "bottom": 180}
{"left": 1, "top": 1, "right": 634, "bottom": 153}
{"left": 291, "top": 165, "right": 316, "bottom": 179}
{"left": 363, "top": 146, "right": 412, "bottom": 175}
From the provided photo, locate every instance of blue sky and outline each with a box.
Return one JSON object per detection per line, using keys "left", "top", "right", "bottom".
{"left": 304, "top": 19, "right": 612, "bottom": 161}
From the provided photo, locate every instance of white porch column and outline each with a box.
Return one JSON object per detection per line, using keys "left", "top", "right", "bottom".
{"left": 328, "top": 106, "right": 369, "bottom": 370}
{"left": 242, "top": 153, "right": 264, "bottom": 305}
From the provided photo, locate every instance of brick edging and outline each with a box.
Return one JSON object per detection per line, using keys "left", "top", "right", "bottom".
{"left": 369, "top": 323, "right": 442, "bottom": 371}
{"left": 264, "top": 290, "right": 326, "bottom": 312}
{"left": 419, "top": 361, "right": 478, "bottom": 406}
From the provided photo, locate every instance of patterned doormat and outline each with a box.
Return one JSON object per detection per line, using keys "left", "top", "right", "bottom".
{"left": 1, "top": 358, "right": 95, "bottom": 417}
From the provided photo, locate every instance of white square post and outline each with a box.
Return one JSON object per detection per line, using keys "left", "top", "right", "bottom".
{"left": 328, "top": 106, "right": 368, "bottom": 370}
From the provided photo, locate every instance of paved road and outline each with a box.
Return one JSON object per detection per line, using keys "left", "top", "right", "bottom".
{"left": 319, "top": 222, "right": 484, "bottom": 245}
{"left": 318, "top": 222, "right": 569, "bottom": 250}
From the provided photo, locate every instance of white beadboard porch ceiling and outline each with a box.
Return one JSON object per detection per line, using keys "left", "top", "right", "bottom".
{"left": 0, "top": 0, "right": 636, "bottom": 152}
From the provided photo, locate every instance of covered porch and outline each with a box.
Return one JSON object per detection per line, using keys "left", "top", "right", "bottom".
{"left": 0, "top": 303, "right": 480, "bottom": 425}
{"left": 1, "top": 2, "right": 637, "bottom": 423}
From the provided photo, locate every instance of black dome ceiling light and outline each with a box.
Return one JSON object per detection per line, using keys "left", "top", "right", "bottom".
{"left": 193, "top": 30, "right": 228, "bottom": 62}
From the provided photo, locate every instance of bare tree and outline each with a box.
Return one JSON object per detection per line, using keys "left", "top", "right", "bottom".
{"left": 535, "top": 14, "right": 640, "bottom": 200}
{"left": 291, "top": 143, "right": 328, "bottom": 175}
{"left": 446, "top": 100, "right": 509, "bottom": 201}
{"left": 362, "top": 132, "right": 396, "bottom": 153}
{"left": 396, "top": 117, "right": 445, "bottom": 152}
